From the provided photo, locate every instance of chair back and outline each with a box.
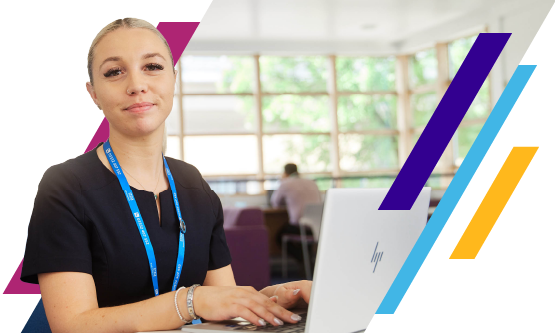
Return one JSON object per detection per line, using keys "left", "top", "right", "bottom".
{"left": 299, "top": 203, "right": 324, "bottom": 241}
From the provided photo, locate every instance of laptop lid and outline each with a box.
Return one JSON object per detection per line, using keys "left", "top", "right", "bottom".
{"left": 305, "top": 187, "right": 430, "bottom": 333}
{"left": 178, "top": 187, "right": 430, "bottom": 333}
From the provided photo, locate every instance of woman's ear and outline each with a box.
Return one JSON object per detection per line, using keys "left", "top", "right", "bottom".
{"left": 86, "top": 82, "right": 101, "bottom": 110}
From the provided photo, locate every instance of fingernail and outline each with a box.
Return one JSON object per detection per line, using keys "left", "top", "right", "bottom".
{"left": 270, "top": 295, "right": 278, "bottom": 301}
{"left": 258, "top": 319, "right": 266, "bottom": 326}
{"left": 274, "top": 318, "right": 284, "bottom": 325}
{"left": 291, "top": 314, "right": 302, "bottom": 321}
{"left": 293, "top": 289, "right": 301, "bottom": 295}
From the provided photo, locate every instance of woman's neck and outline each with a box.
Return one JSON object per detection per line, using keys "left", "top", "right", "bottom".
{"left": 106, "top": 125, "right": 165, "bottom": 181}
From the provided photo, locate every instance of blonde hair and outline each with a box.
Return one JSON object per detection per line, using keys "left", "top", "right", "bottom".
{"left": 87, "top": 17, "right": 175, "bottom": 154}
{"left": 87, "top": 18, "right": 174, "bottom": 85}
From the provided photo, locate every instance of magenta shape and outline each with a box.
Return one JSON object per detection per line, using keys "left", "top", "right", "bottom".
{"left": 157, "top": 22, "right": 200, "bottom": 65}
{"left": 7, "top": 21, "right": 200, "bottom": 296}
{"left": 84, "top": 117, "right": 110, "bottom": 153}
{"left": 4, "top": 260, "right": 40, "bottom": 294}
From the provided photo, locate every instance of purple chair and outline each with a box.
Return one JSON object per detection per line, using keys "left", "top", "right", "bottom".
{"left": 223, "top": 207, "right": 270, "bottom": 291}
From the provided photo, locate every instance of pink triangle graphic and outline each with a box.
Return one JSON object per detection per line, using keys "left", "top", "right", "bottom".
{"left": 5, "top": 22, "right": 200, "bottom": 295}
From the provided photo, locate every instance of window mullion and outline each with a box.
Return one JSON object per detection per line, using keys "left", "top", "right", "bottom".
{"left": 253, "top": 55, "right": 265, "bottom": 180}
{"left": 327, "top": 55, "right": 341, "bottom": 184}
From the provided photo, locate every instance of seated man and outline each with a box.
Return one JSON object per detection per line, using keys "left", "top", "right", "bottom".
{"left": 271, "top": 163, "right": 322, "bottom": 274}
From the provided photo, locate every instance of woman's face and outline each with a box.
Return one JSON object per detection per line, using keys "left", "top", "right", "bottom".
{"left": 86, "top": 28, "right": 176, "bottom": 137}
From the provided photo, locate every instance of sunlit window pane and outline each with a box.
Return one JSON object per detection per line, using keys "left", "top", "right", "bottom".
{"left": 167, "top": 95, "right": 180, "bottom": 135}
{"left": 181, "top": 56, "right": 254, "bottom": 93}
{"left": 262, "top": 95, "right": 329, "bottom": 133}
{"left": 339, "top": 134, "right": 398, "bottom": 171}
{"left": 341, "top": 177, "right": 395, "bottom": 188}
{"left": 411, "top": 92, "right": 437, "bottom": 127}
{"left": 263, "top": 135, "right": 331, "bottom": 174}
{"left": 455, "top": 123, "right": 484, "bottom": 165}
{"left": 313, "top": 177, "right": 333, "bottom": 191}
{"left": 336, "top": 57, "right": 396, "bottom": 92}
{"left": 184, "top": 136, "right": 258, "bottom": 175}
{"left": 183, "top": 96, "right": 255, "bottom": 134}
{"left": 338, "top": 95, "right": 397, "bottom": 131}
{"left": 260, "top": 56, "right": 328, "bottom": 93}
{"left": 409, "top": 49, "right": 437, "bottom": 88}
{"left": 448, "top": 34, "right": 479, "bottom": 79}
{"left": 165, "top": 135, "right": 180, "bottom": 159}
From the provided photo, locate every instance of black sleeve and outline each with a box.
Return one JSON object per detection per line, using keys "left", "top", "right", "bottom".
{"left": 202, "top": 179, "right": 232, "bottom": 271}
{"left": 21, "top": 164, "right": 92, "bottom": 284}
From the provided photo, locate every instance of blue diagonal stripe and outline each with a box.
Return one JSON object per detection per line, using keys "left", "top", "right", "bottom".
{"left": 376, "top": 65, "right": 536, "bottom": 314}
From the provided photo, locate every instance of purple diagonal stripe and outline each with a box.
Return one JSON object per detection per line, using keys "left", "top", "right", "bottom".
{"left": 379, "top": 33, "right": 510, "bottom": 210}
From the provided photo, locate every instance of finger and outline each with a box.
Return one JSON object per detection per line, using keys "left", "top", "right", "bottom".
{"left": 238, "top": 298, "right": 284, "bottom": 327}
{"left": 239, "top": 291, "right": 300, "bottom": 324}
{"left": 299, "top": 281, "right": 312, "bottom": 304}
{"left": 269, "top": 296, "right": 278, "bottom": 303}
{"left": 233, "top": 304, "right": 267, "bottom": 327}
{"left": 280, "top": 281, "right": 312, "bottom": 304}
{"left": 277, "top": 281, "right": 304, "bottom": 291}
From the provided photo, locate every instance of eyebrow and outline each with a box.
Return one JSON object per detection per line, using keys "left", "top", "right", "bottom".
{"left": 98, "top": 53, "right": 167, "bottom": 70}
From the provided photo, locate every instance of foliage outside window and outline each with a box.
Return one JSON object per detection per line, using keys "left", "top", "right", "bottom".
{"left": 259, "top": 57, "right": 328, "bottom": 93}
{"left": 336, "top": 57, "right": 396, "bottom": 92}
{"left": 409, "top": 49, "right": 437, "bottom": 88}
{"left": 169, "top": 33, "right": 489, "bottom": 193}
{"left": 337, "top": 95, "right": 397, "bottom": 131}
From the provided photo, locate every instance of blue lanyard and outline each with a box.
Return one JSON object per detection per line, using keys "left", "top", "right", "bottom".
{"left": 103, "top": 140, "right": 186, "bottom": 296}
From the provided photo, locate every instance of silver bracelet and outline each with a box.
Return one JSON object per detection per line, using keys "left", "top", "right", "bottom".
{"left": 174, "top": 286, "right": 189, "bottom": 323}
{"left": 186, "top": 284, "right": 201, "bottom": 320}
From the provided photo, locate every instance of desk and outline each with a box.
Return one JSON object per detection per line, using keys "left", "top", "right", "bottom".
{"left": 262, "top": 208, "right": 289, "bottom": 256}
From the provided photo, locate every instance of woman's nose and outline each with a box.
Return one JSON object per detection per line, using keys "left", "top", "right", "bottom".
{"left": 126, "top": 71, "right": 148, "bottom": 95}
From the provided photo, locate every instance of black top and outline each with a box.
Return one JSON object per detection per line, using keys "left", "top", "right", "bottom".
{"left": 21, "top": 143, "right": 232, "bottom": 308}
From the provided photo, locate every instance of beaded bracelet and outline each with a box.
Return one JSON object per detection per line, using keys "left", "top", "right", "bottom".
{"left": 174, "top": 286, "right": 189, "bottom": 323}
{"left": 186, "top": 284, "right": 201, "bottom": 320}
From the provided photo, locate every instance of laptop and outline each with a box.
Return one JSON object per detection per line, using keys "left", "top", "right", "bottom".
{"left": 182, "top": 187, "right": 431, "bottom": 333}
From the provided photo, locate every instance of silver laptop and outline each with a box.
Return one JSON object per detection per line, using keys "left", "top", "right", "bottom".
{"left": 182, "top": 188, "right": 431, "bottom": 333}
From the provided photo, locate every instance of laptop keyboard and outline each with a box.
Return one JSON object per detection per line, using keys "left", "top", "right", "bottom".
{"left": 224, "top": 313, "right": 307, "bottom": 332}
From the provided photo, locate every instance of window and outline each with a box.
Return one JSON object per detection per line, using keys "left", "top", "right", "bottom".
{"left": 168, "top": 33, "right": 489, "bottom": 193}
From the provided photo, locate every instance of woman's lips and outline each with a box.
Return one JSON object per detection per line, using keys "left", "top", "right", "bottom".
{"left": 125, "top": 102, "right": 154, "bottom": 113}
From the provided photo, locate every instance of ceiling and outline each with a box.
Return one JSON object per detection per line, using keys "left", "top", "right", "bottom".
{"left": 193, "top": 0, "right": 506, "bottom": 43}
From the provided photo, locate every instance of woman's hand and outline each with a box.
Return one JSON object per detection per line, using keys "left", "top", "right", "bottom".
{"left": 193, "top": 286, "right": 303, "bottom": 327}
{"left": 268, "top": 280, "right": 312, "bottom": 309}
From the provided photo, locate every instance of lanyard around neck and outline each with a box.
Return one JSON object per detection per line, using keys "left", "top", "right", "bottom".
{"left": 103, "top": 140, "right": 186, "bottom": 296}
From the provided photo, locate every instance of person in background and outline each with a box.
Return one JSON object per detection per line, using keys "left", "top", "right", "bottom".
{"left": 271, "top": 163, "right": 322, "bottom": 273}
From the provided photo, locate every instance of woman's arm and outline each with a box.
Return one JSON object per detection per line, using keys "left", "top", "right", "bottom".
{"left": 40, "top": 267, "right": 302, "bottom": 333}
{"left": 203, "top": 264, "right": 236, "bottom": 287}
{"left": 39, "top": 272, "right": 193, "bottom": 333}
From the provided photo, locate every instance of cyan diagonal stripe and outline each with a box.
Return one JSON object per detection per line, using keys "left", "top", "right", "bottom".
{"left": 380, "top": 33, "right": 511, "bottom": 210}
{"left": 376, "top": 65, "right": 536, "bottom": 314}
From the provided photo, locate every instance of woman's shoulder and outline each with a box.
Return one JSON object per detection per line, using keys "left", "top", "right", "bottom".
{"left": 38, "top": 148, "right": 112, "bottom": 192}
{"left": 165, "top": 157, "right": 221, "bottom": 218}
{"left": 164, "top": 156, "right": 207, "bottom": 190}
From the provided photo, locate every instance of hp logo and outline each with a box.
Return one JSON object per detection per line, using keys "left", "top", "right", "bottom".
{"left": 371, "top": 242, "right": 383, "bottom": 273}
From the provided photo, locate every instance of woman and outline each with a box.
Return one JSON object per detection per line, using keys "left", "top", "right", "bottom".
{"left": 21, "top": 18, "right": 311, "bottom": 333}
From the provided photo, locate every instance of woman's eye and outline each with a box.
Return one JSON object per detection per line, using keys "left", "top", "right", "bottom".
{"left": 145, "top": 63, "right": 164, "bottom": 71}
{"left": 104, "top": 68, "right": 123, "bottom": 78}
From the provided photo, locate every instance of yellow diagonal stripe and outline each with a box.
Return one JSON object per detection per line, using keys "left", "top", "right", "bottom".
{"left": 450, "top": 147, "right": 538, "bottom": 259}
